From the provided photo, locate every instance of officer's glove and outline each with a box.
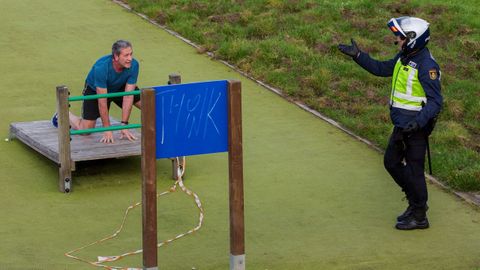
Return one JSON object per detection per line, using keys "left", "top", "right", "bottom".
{"left": 338, "top": 38, "right": 360, "bottom": 58}
{"left": 403, "top": 120, "right": 419, "bottom": 133}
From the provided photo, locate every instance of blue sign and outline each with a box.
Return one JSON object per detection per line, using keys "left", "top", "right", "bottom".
{"left": 153, "top": 80, "right": 228, "bottom": 158}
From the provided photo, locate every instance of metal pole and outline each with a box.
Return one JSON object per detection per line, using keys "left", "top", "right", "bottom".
{"left": 426, "top": 137, "right": 432, "bottom": 175}
{"left": 68, "top": 90, "right": 141, "bottom": 101}
{"left": 70, "top": 123, "right": 142, "bottom": 135}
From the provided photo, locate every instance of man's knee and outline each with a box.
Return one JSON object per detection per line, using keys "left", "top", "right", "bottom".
{"left": 134, "top": 100, "right": 141, "bottom": 109}
{"left": 79, "top": 119, "right": 96, "bottom": 129}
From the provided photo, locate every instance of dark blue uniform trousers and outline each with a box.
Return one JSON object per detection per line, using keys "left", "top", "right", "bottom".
{"left": 384, "top": 127, "right": 428, "bottom": 209}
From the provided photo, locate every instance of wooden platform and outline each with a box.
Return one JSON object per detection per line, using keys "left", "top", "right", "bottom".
{"left": 10, "top": 119, "right": 141, "bottom": 171}
{"left": 10, "top": 118, "right": 184, "bottom": 193}
{"left": 10, "top": 119, "right": 143, "bottom": 193}
{"left": 10, "top": 78, "right": 184, "bottom": 193}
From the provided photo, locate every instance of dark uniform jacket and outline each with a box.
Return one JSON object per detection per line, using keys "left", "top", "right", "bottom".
{"left": 354, "top": 47, "right": 443, "bottom": 130}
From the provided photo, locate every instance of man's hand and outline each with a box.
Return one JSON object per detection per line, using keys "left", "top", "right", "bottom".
{"left": 403, "top": 120, "right": 419, "bottom": 133}
{"left": 338, "top": 38, "right": 360, "bottom": 58}
{"left": 100, "top": 131, "right": 114, "bottom": 144}
{"left": 119, "top": 129, "right": 137, "bottom": 141}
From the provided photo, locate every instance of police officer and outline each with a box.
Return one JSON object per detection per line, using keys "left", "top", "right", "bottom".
{"left": 338, "top": 17, "right": 443, "bottom": 230}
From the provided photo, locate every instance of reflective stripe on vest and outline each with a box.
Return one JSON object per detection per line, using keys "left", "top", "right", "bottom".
{"left": 390, "top": 59, "right": 427, "bottom": 111}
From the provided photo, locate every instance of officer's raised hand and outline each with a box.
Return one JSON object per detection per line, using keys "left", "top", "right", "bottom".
{"left": 338, "top": 38, "right": 360, "bottom": 58}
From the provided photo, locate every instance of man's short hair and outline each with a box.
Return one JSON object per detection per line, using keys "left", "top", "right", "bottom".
{"left": 112, "top": 40, "right": 132, "bottom": 56}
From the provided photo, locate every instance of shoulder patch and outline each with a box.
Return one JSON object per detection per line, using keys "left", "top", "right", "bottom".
{"left": 429, "top": 69, "right": 438, "bottom": 80}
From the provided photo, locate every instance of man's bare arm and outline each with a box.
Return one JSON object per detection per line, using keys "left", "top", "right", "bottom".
{"left": 121, "top": 83, "right": 136, "bottom": 124}
{"left": 96, "top": 87, "right": 114, "bottom": 143}
{"left": 119, "top": 84, "right": 137, "bottom": 141}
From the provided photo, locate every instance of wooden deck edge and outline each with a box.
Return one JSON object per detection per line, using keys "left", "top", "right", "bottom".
{"left": 10, "top": 123, "right": 59, "bottom": 165}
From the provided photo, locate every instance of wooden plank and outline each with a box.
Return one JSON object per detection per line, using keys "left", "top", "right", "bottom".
{"left": 227, "top": 80, "right": 245, "bottom": 270}
{"left": 70, "top": 133, "right": 141, "bottom": 161}
{"left": 10, "top": 120, "right": 142, "bottom": 163}
{"left": 141, "top": 88, "right": 158, "bottom": 269}
{"left": 11, "top": 95, "right": 143, "bottom": 194}
{"left": 10, "top": 122, "right": 59, "bottom": 163}
{"left": 8, "top": 124, "right": 17, "bottom": 140}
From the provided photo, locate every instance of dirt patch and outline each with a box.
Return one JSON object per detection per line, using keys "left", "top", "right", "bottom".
{"left": 383, "top": 0, "right": 418, "bottom": 16}
{"left": 283, "top": 0, "right": 303, "bottom": 13}
{"left": 383, "top": 35, "right": 396, "bottom": 45}
{"left": 302, "top": 13, "right": 318, "bottom": 24}
{"left": 347, "top": 16, "right": 378, "bottom": 33}
{"left": 464, "top": 127, "right": 480, "bottom": 153}
{"left": 442, "top": 61, "right": 457, "bottom": 74}
{"left": 346, "top": 102, "right": 364, "bottom": 115}
{"left": 208, "top": 13, "right": 241, "bottom": 24}
{"left": 154, "top": 11, "right": 168, "bottom": 25}
{"left": 374, "top": 111, "right": 390, "bottom": 123}
{"left": 314, "top": 42, "right": 330, "bottom": 54}
{"left": 461, "top": 39, "right": 480, "bottom": 60}
{"left": 183, "top": 2, "right": 208, "bottom": 12}
{"left": 446, "top": 100, "right": 465, "bottom": 119}
{"left": 316, "top": 96, "right": 334, "bottom": 109}
{"left": 196, "top": 46, "right": 208, "bottom": 54}
{"left": 428, "top": 4, "right": 450, "bottom": 15}
{"left": 425, "top": 4, "right": 450, "bottom": 20}
{"left": 340, "top": 8, "right": 356, "bottom": 20}
{"left": 305, "top": 2, "right": 318, "bottom": 10}
{"left": 348, "top": 79, "right": 363, "bottom": 90}
{"left": 339, "top": 10, "right": 379, "bottom": 35}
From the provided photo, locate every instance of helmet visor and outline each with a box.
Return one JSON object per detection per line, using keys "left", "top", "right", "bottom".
{"left": 388, "top": 18, "right": 406, "bottom": 37}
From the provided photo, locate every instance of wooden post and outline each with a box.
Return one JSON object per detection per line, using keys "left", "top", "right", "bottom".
{"left": 141, "top": 88, "right": 158, "bottom": 270}
{"left": 227, "top": 80, "right": 245, "bottom": 270}
{"left": 56, "top": 85, "right": 72, "bottom": 193}
{"left": 168, "top": 74, "right": 185, "bottom": 180}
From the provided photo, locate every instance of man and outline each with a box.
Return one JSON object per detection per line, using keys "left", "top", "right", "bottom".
{"left": 53, "top": 40, "right": 140, "bottom": 144}
{"left": 338, "top": 17, "right": 443, "bottom": 230}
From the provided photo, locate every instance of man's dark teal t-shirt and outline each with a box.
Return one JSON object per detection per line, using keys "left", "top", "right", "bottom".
{"left": 85, "top": 55, "right": 139, "bottom": 93}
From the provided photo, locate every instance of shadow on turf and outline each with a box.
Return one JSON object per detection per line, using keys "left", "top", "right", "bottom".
{"left": 14, "top": 138, "right": 178, "bottom": 192}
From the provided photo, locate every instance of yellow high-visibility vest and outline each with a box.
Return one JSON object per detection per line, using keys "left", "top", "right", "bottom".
{"left": 390, "top": 59, "right": 427, "bottom": 111}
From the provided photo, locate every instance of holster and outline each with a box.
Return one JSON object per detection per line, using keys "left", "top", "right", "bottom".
{"left": 392, "top": 127, "right": 405, "bottom": 150}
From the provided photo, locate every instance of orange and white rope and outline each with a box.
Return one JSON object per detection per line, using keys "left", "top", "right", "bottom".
{"left": 65, "top": 157, "right": 204, "bottom": 269}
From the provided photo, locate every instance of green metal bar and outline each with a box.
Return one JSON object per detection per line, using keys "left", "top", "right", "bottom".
{"left": 68, "top": 90, "right": 141, "bottom": 102}
{"left": 70, "top": 124, "right": 142, "bottom": 135}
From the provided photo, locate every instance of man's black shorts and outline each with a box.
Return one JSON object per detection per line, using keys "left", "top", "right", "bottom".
{"left": 81, "top": 84, "right": 140, "bottom": 120}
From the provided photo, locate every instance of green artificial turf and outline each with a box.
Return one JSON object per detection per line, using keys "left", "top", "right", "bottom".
{"left": 0, "top": 0, "right": 479, "bottom": 269}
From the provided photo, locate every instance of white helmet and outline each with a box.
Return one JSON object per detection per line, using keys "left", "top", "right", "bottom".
{"left": 388, "top": 16, "right": 430, "bottom": 52}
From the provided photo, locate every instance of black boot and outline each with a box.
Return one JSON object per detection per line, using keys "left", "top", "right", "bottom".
{"left": 395, "top": 207, "right": 429, "bottom": 230}
{"left": 397, "top": 204, "right": 428, "bottom": 222}
{"left": 397, "top": 205, "right": 413, "bottom": 222}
